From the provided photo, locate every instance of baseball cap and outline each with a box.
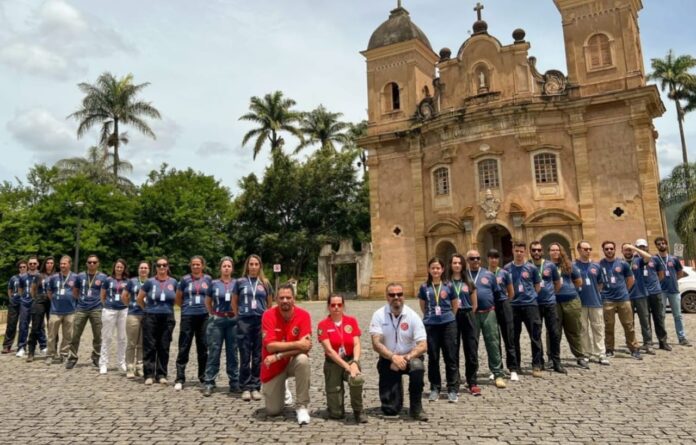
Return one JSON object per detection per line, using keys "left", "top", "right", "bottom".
{"left": 635, "top": 238, "right": 648, "bottom": 248}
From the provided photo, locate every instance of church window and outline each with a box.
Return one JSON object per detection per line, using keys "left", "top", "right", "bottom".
{"left": 587, "top": 33, "right": 612, "bottom": 69}
{"left": 383, "top": 82, "right": 401, "bottom": 112}
{"left": 434, "top": 167, "right": 450, "bottom": 196}
{"left": 534, "top": 153, "right": 558, "bottom": 184}
{"left": 478, "top": 159, "right": 499, "bottom": 190}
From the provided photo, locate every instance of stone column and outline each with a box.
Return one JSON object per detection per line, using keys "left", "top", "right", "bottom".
{"left": 568, "top": 110, "right": 595, "bottom": 246}
{"left": 408, "top": 136, "right": 427, "bottom": 293}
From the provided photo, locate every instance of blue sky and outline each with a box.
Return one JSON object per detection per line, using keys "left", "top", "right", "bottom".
{"left": 1, "top": 0, "right": 694, "bottom": 193}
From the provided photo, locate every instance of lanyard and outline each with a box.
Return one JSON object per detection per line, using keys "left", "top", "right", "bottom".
{"left": 247, "top": 277, "right": 259, "bottom": 302}
{"left": 388, "top": 312, "right": 402, "bottom": 345}
{"left": 452, "top": 279, "right": 463, "bottom": 295}
{"left": 431, "top": 282, "right": 442, "bottom": 306}
{"left": 156, "top": 277, "right": 169, "bottom": 295}
{"left": 191, "top": 275, "right": 203, "bottom": 295}
{"left": 86, "top": 273, "right": 97, "bottom": 293}
{"left": 60, "top": 272, "right": 72, "bottom": 290}
{"left": 468, "top": 269, "right": 480, "bottom": 286}
{"left": 112, "top": 278, "right": 124, "bottom": 296}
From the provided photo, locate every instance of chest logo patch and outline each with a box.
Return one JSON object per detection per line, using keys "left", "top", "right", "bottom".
{"left": 344, "top": 324, "right": 353, "bottom": 334}
{"left": 521, "top": 271, "right": 529, "bottom": 279}
{"left": 400, "top": 322, "right": 409, "bottom": 331}
{"left": 292, "top": 326, "right": 300, "bottom": 336}
{"left": 168, "top": 284, "right": 174, "bottom": 291}
{"left": 614, "top": 267, "right": 622, "bottom": 273}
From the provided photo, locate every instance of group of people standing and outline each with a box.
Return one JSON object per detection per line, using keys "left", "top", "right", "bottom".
{"left": 1, "top": 235, "right": 690, "bottom": 425}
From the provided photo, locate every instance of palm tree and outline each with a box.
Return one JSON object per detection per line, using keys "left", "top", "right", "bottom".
{"left": 239, "top": 91, "right": 303, "bottom": 160}
{"left": 659, "top": 163, "right": 696, "bottom": 260}
{"left": 343, "top": 120, "right": 368, "bottom": 174}
{"left": 649, "top": 51, "right": 696, "bottom": 174}
{"left": 68, "top": 72, "right": 161, "bottom": 180}
{"left": 294, "top": 105, "right": 349, "bottom": 154}
{"left": 54, "top": 146, "right": 135, "bottom": 189}
{"left": 675, "top": 197, "right": 696, "bottom": 260}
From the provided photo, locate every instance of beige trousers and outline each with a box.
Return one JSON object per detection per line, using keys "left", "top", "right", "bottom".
{"left": 47, "top": 313, "right": 74, "bottom": 359}
{"left": 580, "top": 307, "right": 605, "bottom": 360}
{"left": 262, "top": 354, "right": 310, "bottom": 415}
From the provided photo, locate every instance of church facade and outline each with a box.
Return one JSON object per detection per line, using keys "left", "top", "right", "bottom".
{"left": 360, "top": 0, "right": 666, "bottom": 297}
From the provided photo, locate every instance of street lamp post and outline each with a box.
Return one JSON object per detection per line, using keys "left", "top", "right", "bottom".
{"left": 73, "top": 201, "right": 84, "bottom": 272}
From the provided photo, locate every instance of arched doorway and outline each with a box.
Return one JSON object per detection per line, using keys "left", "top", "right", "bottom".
{"left": 477, "top": 224, "right": 513, "bottom": 266}
{"left": 435, "top": 240, "right": 457, "bottom": 262}
{"left": 540, "top": 233, "right": 573, "bottom": 260}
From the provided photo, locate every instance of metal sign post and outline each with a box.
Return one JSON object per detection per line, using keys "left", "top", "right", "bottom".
{"left": 273, "top": 264, "right": 281, "bottom": 295}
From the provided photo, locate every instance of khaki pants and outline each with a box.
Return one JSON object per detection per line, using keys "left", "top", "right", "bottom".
{"left": 323, "top": 357, "right": 363, "bottom": 418}
{"left": 580, "top": 307, "right": 605, "bottom": 360}
{"left": 47, "top": 313, "right": 74, "bottom": 359}
{"left": 262, "top": 354, "right": 310, "bottom": 415}
{"left": 126, "top": 315, "right": 144, "bottom": 372}
{"left": 603, "top": 300, "right": 639, "bottom": 352}
{"left": 68, "top": 308, "right": 102, "bottom": 364}
{"left": 557, "top": 298, "right": 585, "bottom": 359}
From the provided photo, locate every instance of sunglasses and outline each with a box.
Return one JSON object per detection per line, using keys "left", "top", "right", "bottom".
{"left": 603, "top": 248, "right": 615, "bottom": 251}
{"left": 330, "top": 303, "right": 343, "bottom": 308}
{"left": 530, "top": 248, "right": 543, "bottom": 253}
{"left": 156, "top": 263, "right": 168, "bottom": 268}
{"left": 387, "top": 292, "right": 404, "bottom": 298}
{"left": 467, "top": 257, "right": 481, "bottom": 261}
{"left": 87, "top": 261, "right": 98, "bottom": 264}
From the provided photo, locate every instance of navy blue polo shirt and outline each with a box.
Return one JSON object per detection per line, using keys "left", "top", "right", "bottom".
{"left": 556, "top": 264, "right": 581, "bottom": 303}
{"left": 643, "top": 255, "right": 664, "bottom": 295}
{"left": 418, "top": 281, "right": 457, "bottom": 325}
{"left": 657, "top": 254, "right": 683, "bottom": 294}
{"left": 574, "top": 260, "right": 604, "bottom": 308}
{"left": 102, "top": 276, "right": 128, "bottom": 310}
{"left": 8, "top": 274, "right": 22, "bottom": 305}
{"left": 125, "top": 278, "right": 146, "bottom": 316}
{"left": 208, "top": 278, "right": 236, "bottom": 314}
{"left": 141, "top": 277, "right": 178, "bottom": 315}
{"left": 599, "top": 259, "right": 633, "bottom": 302}
{"left": 178, "top": 274, "right": 212, "bottom": 316}
{"left": 49, "top": 273, "right": 77, "bottom": 315}
{"left": 533, "top": 260, "right": 559, "bottom": 305}
{"left": 493, "top": 268, "right": 512, "bottom": 302}
{"left": 234, "top": 277, "right": 272, "bottom": 318}
{"left": 74, "top": 271, "right": 107, "bottom": 311}
{"left": 629, "top": 256, "right": 647, "bottom": 300}
{"left": 504, "top": 262, "right": 540, "bottom": 306}
{"left": 467, "top": 267, "right": 497, "bottom": 311}
{"left": 20, "top": 272, "right": 39, "bottom": 305}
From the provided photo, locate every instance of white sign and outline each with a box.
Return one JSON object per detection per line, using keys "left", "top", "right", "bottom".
{"left": 273, "top": 264, "right": 281, "bottom": 273}
{"left": 674, "top": 243, "right": 684, "bottom": 257}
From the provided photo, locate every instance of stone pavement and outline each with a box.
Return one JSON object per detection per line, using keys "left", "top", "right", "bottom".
{"left": 1, "top": 300, "right": 695, "bottom": 444}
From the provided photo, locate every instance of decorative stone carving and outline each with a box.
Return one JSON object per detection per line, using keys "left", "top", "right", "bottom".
{"left": 542, "top": 70, "right": 567, "bottom": 95}
{"left": 480, "top": 189, "right": 501, "bottom": 220}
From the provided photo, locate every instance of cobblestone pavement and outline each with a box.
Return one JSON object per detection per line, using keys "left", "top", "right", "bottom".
{"left": 1, "top": 300, "right": 695, "bottom": 444}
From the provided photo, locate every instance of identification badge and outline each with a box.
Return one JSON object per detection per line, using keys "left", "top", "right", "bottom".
{"left": 115, "top": 293, "right": 120, "bottom": 301}
{"left": 559, "top": 277, "right": 564, "bottom": 285}
{"left": 338, "top": 346, "right": 346, "bottom": 358}
{"left": 585, "top": 277, "right": 591, "bottom": 286}
{"left": 666, "top": 270, "right": 670, "bottom": 277}
{"left": 610, "top": 277, "right": 616, "bottom": 284}
{"left": 251, "top": 298, "right": 258, "bottom": 310}
{"left": 435, "top": 306, "right": 442, "bottom": 316}
{"left": 225, "top": 292, "right": 231, "bottom": 302}
{"left": 518, "top": 284, "right": 524, "bottom": 293}
{"left": 643, "top": 269, "right": 648, "bottom": 277}
{"left": 87, "top": 289, "right": 92, "bottom": 297}
{"left": 194, "top": 295, "right": 201, "bottom": 305}
{"left": 59, "top": 289, "right": 66, "bottom": 296}
{"left": 160, "top": 292, "right": 166, "bottom": 302}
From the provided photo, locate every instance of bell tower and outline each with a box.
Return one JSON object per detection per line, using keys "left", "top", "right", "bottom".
{"left": 554, "top": 0, "right": 645, "bottom": 96}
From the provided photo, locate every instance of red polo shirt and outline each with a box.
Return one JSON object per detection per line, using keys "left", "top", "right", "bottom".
{"left": 317, "top": 315, "right": 361, "bottom": 358}
{"left": 260, "top": 306, "right": 312, "bottom": 383}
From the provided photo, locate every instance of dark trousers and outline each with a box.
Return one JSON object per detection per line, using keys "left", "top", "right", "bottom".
{"left": 27, "top": 299, "right": 49, "bottom": 354}
{"left": 176, "top": 313, "right": 209, "bottom": 384}
{"left": 456, "top": 309, "right": 479, "bottom": 387}
{"left": 513, "top": 304, "right": 543, "bottom": 370}
{"left": 237, "top": 316, "right": 262, "bottom": 391}
{"left": 143, "top": 313, "right": 176, "bottom": 380}
{"left": 425, "top": 320, "right": 458, "bottom": 392}
{"left": 495, "top": 299, "right": 517, "bottom": 372}
{"left": 377, "top": 357, "right": 424, "bottom": 415}
{"left": 204, "top": 316, "right": 239, "bottom": 388}
{"left": 647, "top": 293, "right": 668, "bottom": 344}
{"left": 633, "top": 294, "right": 668, "bottom": 345}
{"left": 17, "top": 302, "right": 32, "bottom": 350}
{"left": 2, "top": 302, "right": 20, "bottom": 350}
{"left": 539, "top": 303, "right": 562, "bottom": 365}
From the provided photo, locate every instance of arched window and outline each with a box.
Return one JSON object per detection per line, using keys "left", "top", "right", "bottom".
{"left": 534, "top": 153, "right": 558, "bottom": 184}
{"left": 433, "top": 167, "right": 449, "bottom": 196}
{"left": 383, "top": 82, "right": 401, "bottom": 112}
{"left": 478, "top": 158, "right": 499, "bottom": 190}
{"left": 587, "top": 33, "right": 612, "bottom": 69}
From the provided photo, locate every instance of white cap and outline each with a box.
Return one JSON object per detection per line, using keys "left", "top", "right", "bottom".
{"left": 635, "top": 238, "right": 648, "bottom": 247}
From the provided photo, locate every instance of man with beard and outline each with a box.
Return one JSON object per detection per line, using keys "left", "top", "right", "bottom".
{"left": 654, "top": 237, "right": 691, "bottom": 346}
{"left": 370, "top": 282, "right": 428, "bottom": 421}
{"left": 600, "top": 241, "right": 641, "bottom": 360}
{"left": 260, "top": 283, "right": 312, "bottom": 425}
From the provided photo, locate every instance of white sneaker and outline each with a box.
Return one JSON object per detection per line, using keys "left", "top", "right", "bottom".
{"left": 296, "top": 407, "right": 310, "bottom": 425}
{"left": 15, "top": 349, "right": 25, "bottom": 358}
{"left": 39, "top": 348, "right": 48, "bottom": 356}
{"left": 488, "top": 373, "right": 494, "bottom": 381}
{"left": 144, "top": 378, "right": 153, "bottom": 385}
{"left": 285, "top": 384, "right": 293, "bottom": 406}
{"left": 99, "top": 366, "right": 107, "bottom": 375}
{"left": 174, "top": 382, "right": 183, "bottom": 391}
{"left": 510, "top": 371, "right": 520, "bottom": 382}
{"left": 119, "top": 363, "right": 127, "bottom": 373}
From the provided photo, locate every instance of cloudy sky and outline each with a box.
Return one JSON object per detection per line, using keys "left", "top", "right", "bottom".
{"left": 1, "top": 0, "right": 694, "bottom": 194}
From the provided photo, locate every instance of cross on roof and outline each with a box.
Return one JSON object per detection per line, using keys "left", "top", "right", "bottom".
{"left": 474, "top": 2, "right": 484, "bottom": 21}
{"left": 397, "top": 0, "right": 402, "bottom": 8}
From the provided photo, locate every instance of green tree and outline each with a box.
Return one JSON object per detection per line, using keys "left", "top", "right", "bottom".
{"left": 68, "top": 72, "right": 161, "bottom": 180}
{"left": 295, "top": 105, "right": 349, "bottom": 154}
{"left": 239, "top": 91, "right": 303, "bottom": 159}
{"left": 54, "top": 146, "right": 135, "bottom": 190}
{"left": 649, "top": 51, "right": 696, "bottom": 176}
{"left": 660, "top": 163, "right": 696, "bottom": 259}
{"left": 343, "top": 120, "right": 369, "bottom": 175}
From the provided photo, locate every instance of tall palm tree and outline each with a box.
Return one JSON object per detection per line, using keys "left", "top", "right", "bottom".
{"left": 54, "top": 146, "right": 134, "bottom": 189}
{"left": 675, "top": 197, "right": 696, "bottom": 260}
{"left": 649, "top": 51, "right": 696, "bottom": 172}
{"left": 239, "top": 91, "right": 303, "bottom": 160}
{"left": 68, "top": 72, "right": 161, "bottom": 180}
{"left": 343, "top": 120, "right": 368, "bottom": 174}
{"left": 294, "top": 105, "right": 349, "bottom": 154}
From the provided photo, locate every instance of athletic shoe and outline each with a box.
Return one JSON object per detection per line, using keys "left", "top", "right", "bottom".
{"left": 488, "top": 373, "right": 494, "bottom": 381}
{"left": 119, "top": 364, "right": 127, "bottom": 373}
{"left": 65, "top": 360, "right": 76, "bottom": 370}
{"left": 251, "top": 390, "right": 262, "bottom": 401}
{"left": 599, "top": 357, "right": 610, "bottom": 366}
{"left": 174, "top": 383, "right": 183, "bottom": 391}
{"left": 642, "top": 345, "right": 655, "bottom": 355}
{"left": 495, "top": 378, "right": 507, "bottom": 389}
{"left": 296, "top": 407, "right": 310, "bottom": 425}
{"left": 605, "top": 350, "right": 614, "bottom": 358}
{"left": 242, "top": 390, "right": 252, "bottom": 401}
{"left": 39, "top": 348, "right": 48, "bottom": 356}
{"left": 679, "top": 338, "right": 693, "bottom": 347}
{"left": 510, "top": 371, "right": 520, "bottom": 382}
{"left": 532, "top": 368, "right": 543, "bottom": 378}
{"left": 469, "top": 385, "right": 482, "bottom": 396}
{"left": 552, "top": 362, "right": 567, "bottom": 374}
{"left": 159, "top": 378, "right": 168, "bottom": 385}
{"left": 576, "top": 358, "right": 590, "bottom": 369}
{"left": 659, "top": 342, "right": 672, "bottom": 351}
{"left": 144, "top": 378, "right": 153, "bottom": 385}
{"left": 45, "top": 357, "right": 53, "bottom": 365}
{"left": 99, "top": 366, "right": 107, "bottom": 375}
{"left": 428, "top": 389, "right": 439, "bottom": 402}
{"left": 630, "top": 351, "right": 643, "bottom": 360}
{"left": 447, "top": 390, "right": 458, "bottom": 403}
{"left": 26, "top": 354, "right": 34, "bottom": 363}
{"left": 126, "top": 365, "right": 135, "bottom": 379}
{"left": 15, "top": 348, "right": 25, "bottom": 358}
{"left": 203, "top": 385, "right": 213, "bottom": 397}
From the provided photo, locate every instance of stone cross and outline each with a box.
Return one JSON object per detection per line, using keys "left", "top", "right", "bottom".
{"left": 397, "top": 0, "right": 402, "bottom": 8}
{"left": 474, "top": 2, "right": 484, "bottom": 20}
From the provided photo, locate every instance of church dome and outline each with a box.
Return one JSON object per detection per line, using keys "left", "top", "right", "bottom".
{"left": 367, "top": 6, "right": 432, "bottom": 51}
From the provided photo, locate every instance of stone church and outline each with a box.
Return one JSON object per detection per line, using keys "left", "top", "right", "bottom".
{"left": 360, "top": 0, "right": 666, "bottom": 297}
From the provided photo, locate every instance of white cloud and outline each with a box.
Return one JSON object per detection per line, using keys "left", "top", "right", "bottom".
{"left": 0, "top": 0, "right": 133, "bottom": 80}
{"left": 6, "top": 108, "right": 82, "bottom": 162}
{"left": 196, "top": 141, "right": 232, "bottom": 157}
{"left": 123, "top": 117, "right": 181, "bottom": 155}
{"left": 656, "top": 140, "right": 686, "bottom": 179}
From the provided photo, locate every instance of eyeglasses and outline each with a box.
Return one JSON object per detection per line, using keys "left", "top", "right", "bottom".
{"left": 387, "top": 292, "right": 404, "bottom": 298}
{"left": 580, "top": 247, "right": 592, "bottom": 251}
{"left": 330, "top": 303, "right": 343, "bottom": 308}
{"left": 156, "top": 263, "right": 168, "bottom": 268}
{"left": 530, "top": 248, "right": 542, "bottom": 253}
{"left": 87, "top": 261, "right": 97, "bottom": 265}
{"left": 28, "top": 263, "right": 38, "bottom": 266}
{"left": 603, "top": 248, "right": 615, "bottom": 251}
{"left": 467, "top": 257, "right": 481, "bottom": 261}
